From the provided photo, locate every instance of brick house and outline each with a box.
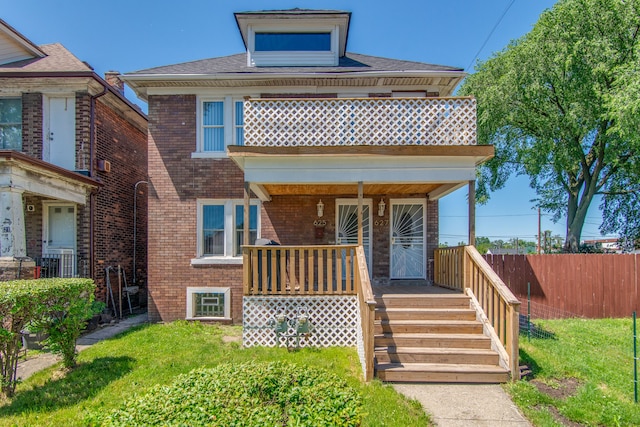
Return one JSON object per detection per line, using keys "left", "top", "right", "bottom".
{"left": 0, "top": 19, "right": 148, "bottom": 301}
{"left": 124, "top": 9, "right": 522, "bottom": 383}
{"left": 123, "top": 8, "right": 492, "bottom": 323}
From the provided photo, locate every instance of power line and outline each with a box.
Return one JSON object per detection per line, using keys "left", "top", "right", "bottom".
{"left": 466, "top": 0, "right": 518, "bottom": 71}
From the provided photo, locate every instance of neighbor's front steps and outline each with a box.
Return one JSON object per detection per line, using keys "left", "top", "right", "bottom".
{"left": 374, "top": 294, "right": 509, "bottom": 383}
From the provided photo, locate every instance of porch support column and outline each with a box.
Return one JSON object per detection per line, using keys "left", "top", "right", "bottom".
{"left": 468, "top": 180, "right": 476, "bottom": 246}
{"left": 357, "top": 181, "right": 363, "bottom": 246}
{"left": 243, "top": 182, "right": 250, "bottom": 247}
{"left": 0, "top": 188, "right": 27, "bottom": 258}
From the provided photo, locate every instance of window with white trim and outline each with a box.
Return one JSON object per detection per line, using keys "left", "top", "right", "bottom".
{"left": 0, "top": 98, "right": 22, "bottom": 150}
{"left": 196, "top": 199, "right": 259, "bottom": 262}
{"left": 196, "top": 98, "right": 244, "bottom": 156}
{"left": 186, "top": 287, "right": 230, "bottom": 320}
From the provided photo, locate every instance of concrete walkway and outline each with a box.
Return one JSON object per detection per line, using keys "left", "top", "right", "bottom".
{"left": 393, "top": 383, "right": 531, "bottom": 427}
{"left": 17, "top": 313, "right": 148, "bottom": 381}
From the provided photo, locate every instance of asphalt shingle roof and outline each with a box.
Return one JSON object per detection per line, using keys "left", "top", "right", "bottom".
{"left": 0, "top": 43, "right": 92, "bottom": 72}
{"left": 128, "top": 52, "right": 463, "bottom": 76}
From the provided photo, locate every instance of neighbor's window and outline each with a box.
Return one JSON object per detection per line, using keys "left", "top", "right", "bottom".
{"left": 255, "top": 32, "right": 331, "bottom": 51}
{"left": 186, "top": 287, "right": 230, "bottom": 319}
{"left": 0, "top": 98, "right": 22, "bottom": 150}
{"left": 198, "top": 200, "right": 259, "bottom": 258}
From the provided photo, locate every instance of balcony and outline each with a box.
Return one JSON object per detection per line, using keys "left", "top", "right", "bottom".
{"left": 243, "top": 96, "right": 476, "bottom": 147}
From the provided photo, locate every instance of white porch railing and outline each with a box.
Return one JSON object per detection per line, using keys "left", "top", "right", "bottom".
{"left": 243, "top": 97, "right": 476, "bottom": 147}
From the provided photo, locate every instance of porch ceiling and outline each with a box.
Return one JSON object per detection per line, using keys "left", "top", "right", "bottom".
{"left": 229, "top": 145, "right": 492, "bottom": 201}
{"left": 262, "top": 183, "right": 441, "bottom": 196}
{"left": 0, "top": 151, "right": 99, "bottom": 204}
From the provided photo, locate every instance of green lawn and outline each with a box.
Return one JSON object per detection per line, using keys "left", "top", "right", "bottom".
{"left": 0, "top": 321, "right": 430, "bottom": 426}
{"left": 506, "top": 317, "right": 640, "bottom": 426}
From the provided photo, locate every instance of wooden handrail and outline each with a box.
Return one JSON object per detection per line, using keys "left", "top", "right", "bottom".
{"left": 355, "top": 246, "right": 376, "bottom": 382}
{"left": 434, "top": 245, "right": 521, "bottom": 381}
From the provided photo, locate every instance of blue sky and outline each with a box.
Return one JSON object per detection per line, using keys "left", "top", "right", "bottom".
{"left": 1, "top": 0, "right": 612, "bottom": 244}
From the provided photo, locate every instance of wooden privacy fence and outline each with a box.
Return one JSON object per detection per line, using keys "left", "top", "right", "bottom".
{"left": 435, "top": 246, "right": 520, "bottom": 380}
{"left": 484, "top": 254, "right": 640, "bottom": 318}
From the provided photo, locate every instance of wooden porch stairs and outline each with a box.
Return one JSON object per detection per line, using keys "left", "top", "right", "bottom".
{"left": 374, "top": 293, "right": 509, "bottom": 383}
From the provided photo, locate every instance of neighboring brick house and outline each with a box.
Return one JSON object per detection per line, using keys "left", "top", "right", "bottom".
{"left": 123, "top": 9, "right": 491, "bottom": 323}
{"left": 0, "top": 19, "right": 148, "bottom": 301}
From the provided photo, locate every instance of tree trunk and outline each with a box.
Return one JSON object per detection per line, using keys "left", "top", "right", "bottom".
{"left": 564, "top": 186, "right": 595, "bottom": 253}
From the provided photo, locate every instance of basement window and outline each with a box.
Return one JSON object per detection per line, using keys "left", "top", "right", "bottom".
{"left": 186, "top": 287, "right": 230, "bottom": 320}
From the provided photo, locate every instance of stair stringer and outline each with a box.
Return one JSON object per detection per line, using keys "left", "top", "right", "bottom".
{"left": 465, "top": 288, "right": 512, "bottom": 375}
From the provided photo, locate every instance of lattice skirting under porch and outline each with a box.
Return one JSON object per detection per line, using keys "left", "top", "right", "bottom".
{"left": 243, "top": 296, "right": 362, "bottom": 349}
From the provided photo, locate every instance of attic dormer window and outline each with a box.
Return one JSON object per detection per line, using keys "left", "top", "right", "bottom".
{"left": 255, "top": 32, "right": 331, "bottom": 52}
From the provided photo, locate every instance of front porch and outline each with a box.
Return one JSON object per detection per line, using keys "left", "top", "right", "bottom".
{"left": 0, "top": 151, "right": 97, "bottom": 280}
{"left": 241, "top": 244, "right": 520, "bottom": 383}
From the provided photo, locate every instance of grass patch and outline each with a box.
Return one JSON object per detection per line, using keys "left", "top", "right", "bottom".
{"left": 0, "top": 321, "right": 430, "bottom": 426}
{"left": 507, "top": 317, "right": 639, "bottom": 426}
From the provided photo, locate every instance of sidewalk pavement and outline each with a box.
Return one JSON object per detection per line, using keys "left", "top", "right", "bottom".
{"left": 393, "top": 383, "right": 532, "bottom": 427}
{"left": 17, "top": 313, "right": 148, "bottom": 381}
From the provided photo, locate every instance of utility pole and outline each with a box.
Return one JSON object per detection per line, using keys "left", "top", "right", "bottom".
{"left": 537, "top": 207, "right": 541, "bottom": 254}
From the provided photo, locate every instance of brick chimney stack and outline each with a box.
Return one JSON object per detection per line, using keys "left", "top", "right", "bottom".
{"left": 104, "top": 71, "right": 125, "bottom": 95}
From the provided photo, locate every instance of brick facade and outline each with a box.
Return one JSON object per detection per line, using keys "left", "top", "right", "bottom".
{"left": 92, "top": 100, "right": 148, "bottom": 299}
{"left": 147, "top": 94, "right": 440, "bottom": 322}
{"left": 7, "top": 85, "right": 147, "bottom": 303}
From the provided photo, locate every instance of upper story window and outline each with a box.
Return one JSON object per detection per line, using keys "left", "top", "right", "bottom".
{"left": 0, "top": 98, "right": 22, "bottom": 150}
{"left": 255, "top": 32, "right": 331, "bottom": 51}
{"left": 194, "top": 98, "right": 244, "bottom": 158}
{"left": 247, "top": 27, "right": 339, "bottom": 67}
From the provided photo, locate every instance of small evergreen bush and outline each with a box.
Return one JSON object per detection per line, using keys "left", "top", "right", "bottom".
{"left": 97, "top": 361, "right": 362, "bottom": 426}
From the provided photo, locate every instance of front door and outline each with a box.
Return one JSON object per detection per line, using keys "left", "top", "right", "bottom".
{"left": 336, "top": 199, "right": 372, "bottom": 271}
{"left": 390, "top": 199, "right": 426, "bottom": 279}
{"left": 44, "top": 96, "right": 76, "bottom": 170}
{"left": 43, "top": 204, "right": 77, "bottom": 277}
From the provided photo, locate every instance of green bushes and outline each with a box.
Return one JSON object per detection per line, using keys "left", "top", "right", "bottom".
{"left": 0, "top": 278, "right": 96, "bottom": 397}
{"left": 97, "top": 361, "right": 363, "bottom": 426}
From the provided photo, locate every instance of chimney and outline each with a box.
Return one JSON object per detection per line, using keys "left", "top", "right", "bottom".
{"left": 104, "top": 71, "right": 124, "bottom": 95}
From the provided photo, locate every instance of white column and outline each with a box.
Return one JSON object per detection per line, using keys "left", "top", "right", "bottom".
{"left": 0, "top": 189, "right": 27, "bottom": 258}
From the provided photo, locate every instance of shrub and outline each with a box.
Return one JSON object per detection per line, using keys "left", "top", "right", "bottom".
{"left": 0, "top": 278, "right": 95, "bottom": 396}
{"left": 33, "top": 278, "right": 96, "bottom": 368}
{"left": 97, "top": 361, "right": 362, "bottom": 426}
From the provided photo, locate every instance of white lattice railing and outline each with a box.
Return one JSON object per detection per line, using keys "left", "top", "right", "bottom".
{"left": 243, "top": 97, "right": 476, "bottom": 147}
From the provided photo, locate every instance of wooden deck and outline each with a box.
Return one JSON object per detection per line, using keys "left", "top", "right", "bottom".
{"left": 373, "top": 281, "right": 461, "bottom": 297}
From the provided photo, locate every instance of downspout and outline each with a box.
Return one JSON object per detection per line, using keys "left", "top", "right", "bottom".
{"left": 89, "top": 86, "right": 108, "bottom": 280}
{"left": 133, "top": 180, "right": 148, "bottom": 285}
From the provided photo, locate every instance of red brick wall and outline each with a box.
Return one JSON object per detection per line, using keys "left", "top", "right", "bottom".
{"left": 21, "top": 92, "right": 42, "bottom": 159}
{"left": 263, "top": 195, "right": 438, "bottom": 281}
{"left": 147, "top": 95, "right": 247, "bottom": 322}
{"left": 92, "top": 100, "right": 147, "bottom": 300}
{"left": 147, "top": 94, "right": 441, "bottom": 323}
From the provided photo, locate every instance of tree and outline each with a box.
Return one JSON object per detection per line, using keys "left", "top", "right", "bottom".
{"left": 459, "top": 0, "right": 640, "bottom": 252}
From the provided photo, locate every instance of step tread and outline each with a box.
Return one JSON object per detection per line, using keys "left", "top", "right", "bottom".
{"left": 378, "top": 319, "right": 480, "bottom": 325}
{"left": 376, "top": 308, "right": 475, "bottom": 313}
{"left": 376, "top": 362, "right": 507, "bottom": 373}
{"left": 375, "top": 332, "right": 490, "bottom": 339}
{"left": 376, "top": 294, "right": 468, "bottom": 299}
{"left": 375, "top": 346, "right": 497, "bottom": 355}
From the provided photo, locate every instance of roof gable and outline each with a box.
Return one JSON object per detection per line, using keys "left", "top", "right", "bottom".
{"left": 0, "top": 18, "right": 46, "bottom": 66}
